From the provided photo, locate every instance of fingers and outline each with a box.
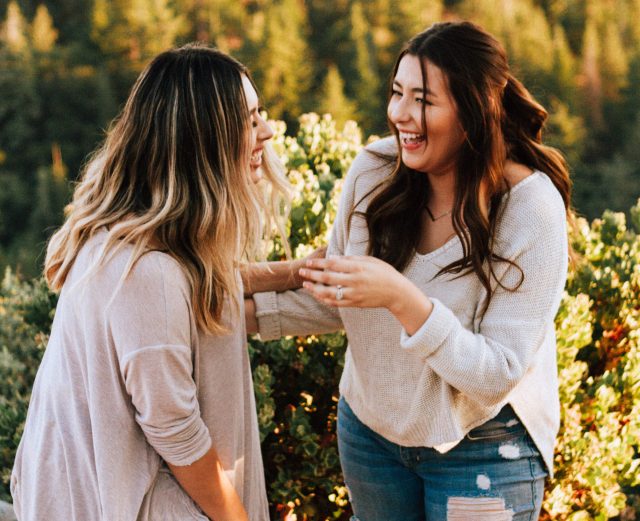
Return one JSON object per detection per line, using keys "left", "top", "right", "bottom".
{"left": 298, "top": 267, "right": 349, "bottom": 286}
{"left": 305, "top": 255, "right": 367, "bottom": 273}
{"left": 301, "top": 281, "right": 351, "bottom": 307}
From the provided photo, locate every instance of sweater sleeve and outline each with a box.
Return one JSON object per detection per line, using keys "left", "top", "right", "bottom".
{"left": 400, "top": 178, "right": 568, "bottom": 407}
{"left": 254, "top": 139, "right": 397, "bottom": 340}
{"left": 106, "top": 254, "right": 211, "bottom": 466}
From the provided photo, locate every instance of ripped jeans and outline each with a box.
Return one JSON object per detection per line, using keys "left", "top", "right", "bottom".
{"left": 337, "top": 398, "right": 547, "bottom": 521}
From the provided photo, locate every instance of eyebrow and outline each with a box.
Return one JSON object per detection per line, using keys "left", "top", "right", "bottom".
{"left": 393, "top": 80, "right": 434, "bottom": 96}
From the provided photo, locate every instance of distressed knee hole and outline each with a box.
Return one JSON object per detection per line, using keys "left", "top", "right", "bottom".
{"left": 447, "top": 497, "right": 514, "bottom": 520}
{"left": 498, "top": 443, "right": 520, "bottom": 459}
{"left": 476, "top": 473, "right": 491, "bottom": 490}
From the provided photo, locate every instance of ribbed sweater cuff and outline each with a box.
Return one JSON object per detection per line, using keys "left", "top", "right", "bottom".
{"left": 253, "top": 291, "right": 282, "bottom": 340}
{"left": 149, "top": 418, "right": 212, "bottom": 467}
{"left": 400, "top": 298, "right": 454, "bottom": 357}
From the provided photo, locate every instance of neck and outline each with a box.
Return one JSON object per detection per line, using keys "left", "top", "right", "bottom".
{"left": 426, "top": 169, "right": 456, "bottom": 211}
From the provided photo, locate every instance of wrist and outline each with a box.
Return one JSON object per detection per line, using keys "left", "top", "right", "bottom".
{"left": 388, "top": 278, "right": 433, "bottom": 335}
{"left": 290, "top": 258, "right": 304, "bottom": 288}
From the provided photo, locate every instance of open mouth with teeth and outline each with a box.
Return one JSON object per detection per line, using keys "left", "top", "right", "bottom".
{"left": 250, "top": 149, "right": 263, "bottom": 168}
{"left": 399, "top": 131, "right": 426, "bottom": 146}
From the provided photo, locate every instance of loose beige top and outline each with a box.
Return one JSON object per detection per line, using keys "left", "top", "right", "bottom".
{"left": 11, "top": 230, "right": 269, "bottom": 520}
{"left": 254, "top": 137, "right": 568, "bottom": 476}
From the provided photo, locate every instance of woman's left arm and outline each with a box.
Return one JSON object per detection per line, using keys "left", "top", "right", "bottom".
{"left": 240, "top": 247, "right": 326, "bottom": 296}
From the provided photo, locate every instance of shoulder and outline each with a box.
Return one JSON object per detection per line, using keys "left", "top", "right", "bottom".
{"left": 497, "top": 171, "right": 567, "bottom": 243}
{"left": 343, "top": 136, "right": 397, "bottom": 203}
{"left": 129, "top": 251, "right": 190, "bottom": 298}
{"left": 98, "top": 245, "right": 191, "bottom": 309}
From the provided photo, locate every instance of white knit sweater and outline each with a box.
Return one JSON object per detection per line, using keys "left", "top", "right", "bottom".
{"left": 254, "top": 136, "right": 568, "bottom": 476}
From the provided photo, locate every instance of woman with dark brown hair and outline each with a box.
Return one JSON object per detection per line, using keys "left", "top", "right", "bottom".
{"left": 248, "top": 21, "right": 570, "bottom": 520}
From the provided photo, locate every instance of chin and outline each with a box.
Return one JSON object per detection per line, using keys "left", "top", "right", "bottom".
{"left": 250, "top": 167, "right": 263, "bottom": 184}
{"left": 401, "top": 156, "right": 428, "bottom": 173}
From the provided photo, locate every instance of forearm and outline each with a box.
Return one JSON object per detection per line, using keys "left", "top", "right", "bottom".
{"left": 168, "top": 446, "right": 248, "bottom": 521}
{"left": 245, "top": 298, "right": 258, "bottom": 335}
{"left": 241, "top": 260, "right": 303, "bottom": 296}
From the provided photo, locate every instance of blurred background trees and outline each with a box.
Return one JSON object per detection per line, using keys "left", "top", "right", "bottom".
{"left": 1, "top": 0, "right": 640, "bottom": 277}
{"left": 1, "top": 1, "right": 640, "bottom": 518}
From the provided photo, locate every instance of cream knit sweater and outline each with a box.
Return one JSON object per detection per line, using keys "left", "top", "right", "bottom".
{"left": 254, "top": 136, "right": 568, "bottom": 476}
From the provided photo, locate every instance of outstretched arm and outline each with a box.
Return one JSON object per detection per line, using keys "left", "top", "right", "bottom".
{"left": 241, "top": 247, "right": 326, "bottom": 296}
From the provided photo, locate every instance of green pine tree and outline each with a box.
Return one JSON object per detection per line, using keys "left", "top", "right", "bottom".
{"left": 318, "top": 64, "right": 357, "bottom": 128}
{"left": 349, "top": 0, "right": 383, "bottom": 132}
{"left": 91, "top": 0, "right": 186, "bottom": 66}
{"left": 252, "top": 0, "right": 313, "bottom": 123}
{"left": 31, "top": 4, "right": 58, "bottom": 53}
{"left": 1, "top": 1, "right": 29, "bottom": 53}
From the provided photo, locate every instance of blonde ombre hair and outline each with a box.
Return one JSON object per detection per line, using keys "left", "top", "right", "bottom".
{"left": 255, "top": 141, "right": 292, "bottom": 259}
{"left": 45, "top": 44, "right": 264, "bottom": 334}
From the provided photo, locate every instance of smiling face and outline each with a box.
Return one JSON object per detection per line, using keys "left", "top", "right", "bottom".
{"left": 387, "top": 54, "right": 465, "bottom": 177}
{"left": 242, "top": 74, "right": 274, "bottom": 182}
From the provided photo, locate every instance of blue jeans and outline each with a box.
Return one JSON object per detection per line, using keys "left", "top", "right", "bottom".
{"left": 337, "top": 398, "right": 547, "bottom": 521}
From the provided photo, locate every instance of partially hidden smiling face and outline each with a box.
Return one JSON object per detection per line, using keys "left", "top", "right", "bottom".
{"left": 387, "top": 54, "right": 465, "bottom": 177}
{"left": 241, "top": 74, "right": 274, "bottom": 183}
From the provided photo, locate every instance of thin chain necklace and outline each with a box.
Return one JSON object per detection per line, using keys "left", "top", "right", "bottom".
{"left": 425, "top": 206, "right": 453, "bottom": 222}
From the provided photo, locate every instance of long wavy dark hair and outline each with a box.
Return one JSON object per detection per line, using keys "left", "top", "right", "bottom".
{"left": 364, "top": 21, "right": 571, "bottom": 313}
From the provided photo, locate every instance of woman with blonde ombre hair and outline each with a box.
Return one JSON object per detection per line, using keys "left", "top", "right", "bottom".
{"left": 11, "top": 43, "right": 283, "bottom": 521}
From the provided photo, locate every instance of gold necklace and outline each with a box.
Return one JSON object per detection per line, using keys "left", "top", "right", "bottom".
{"left": 425, "top": 207, "right": 453, "bottom": 222}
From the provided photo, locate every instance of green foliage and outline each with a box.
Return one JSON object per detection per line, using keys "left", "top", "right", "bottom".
{"left": 0, "top": 269, "right": 56, "bottom": 502}
{"left": 317, "top": 65, "right": 358, "bottom": 129}
{"left": 0, "top": 115, "right": 639, "bottom": 519}
{"left": 542, "top": 205, "right": 640, "bottom": 520}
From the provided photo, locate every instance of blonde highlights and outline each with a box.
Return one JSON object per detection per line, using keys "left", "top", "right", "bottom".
{"left": 45, "top": 43, "right": 263, "bottom": 334}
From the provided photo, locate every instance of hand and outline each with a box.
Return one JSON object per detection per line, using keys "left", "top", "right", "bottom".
{"left": 299, "top": 255, "right": 407, "bottom": 310}
{"left": 299, "top": 255, "right": 434, "bottom": 335}
{"left": 290, "top": 246, "right": 327, "bottom": 287}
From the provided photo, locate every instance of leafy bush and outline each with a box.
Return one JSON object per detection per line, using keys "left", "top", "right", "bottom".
{"left": 0, "top": 114, "right": 638, "bottom": 520}
{"left": 0, "top": 270, "right": 56, "bottom": 501}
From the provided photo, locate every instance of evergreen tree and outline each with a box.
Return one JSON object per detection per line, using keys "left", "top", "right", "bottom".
{"left": 581, "top": 10, "right": 603, "bottom": 128}
{"left": 318, "top": 64, "right": 357, "bottom": 128}
{"left": 348, "top": 1, "right": 381, "bottom": 132}
{"left": 252, "top": 0, "right": 313, "bottom": 124}
{"left": 599, "top": 18, "right": 628, "bottom": 100}
{"left": 31, "top": 4, "right": 57, "bottom": 53}
{"left": 28, "top": 145, "right": 69, "bottom": 253}
{"left": 91, "top": 0, "right": 185, "bottom": 66}
{"left": 551, "top": 23, "right": 577, "bottom": 101}
{"left": 1, "top": 1, "right": 28, "bottom": 53}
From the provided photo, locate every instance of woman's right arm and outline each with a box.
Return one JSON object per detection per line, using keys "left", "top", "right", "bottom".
{"left": 168, "top": 448, "right": 248, "bottom": 521}
{"left": 240, "top": 247, "right": 326, "bottom": 296}
{"left": 109, "top": 255, "right": 247, "bottom": 520}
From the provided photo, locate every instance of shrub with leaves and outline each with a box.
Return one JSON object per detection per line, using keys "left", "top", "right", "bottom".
{"left": 0, "top": 269, "right": 56, "bottom": 501}
{"left": 0, "top": 114, "right": 638, "bottom": 520}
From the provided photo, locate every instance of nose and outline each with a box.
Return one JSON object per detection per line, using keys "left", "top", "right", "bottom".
{"left": 257, "top": 114, "right": 274, "bottom": 143}
{"left": 387, "top": 96, "right": 410, "bottom": 125}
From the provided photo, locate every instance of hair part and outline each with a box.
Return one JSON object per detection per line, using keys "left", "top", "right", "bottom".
{"left": 45, "top": 43, "right": 264, "bottom": 334}
{"left": 363, "top": 21, "right": 572, "bottom": 315}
